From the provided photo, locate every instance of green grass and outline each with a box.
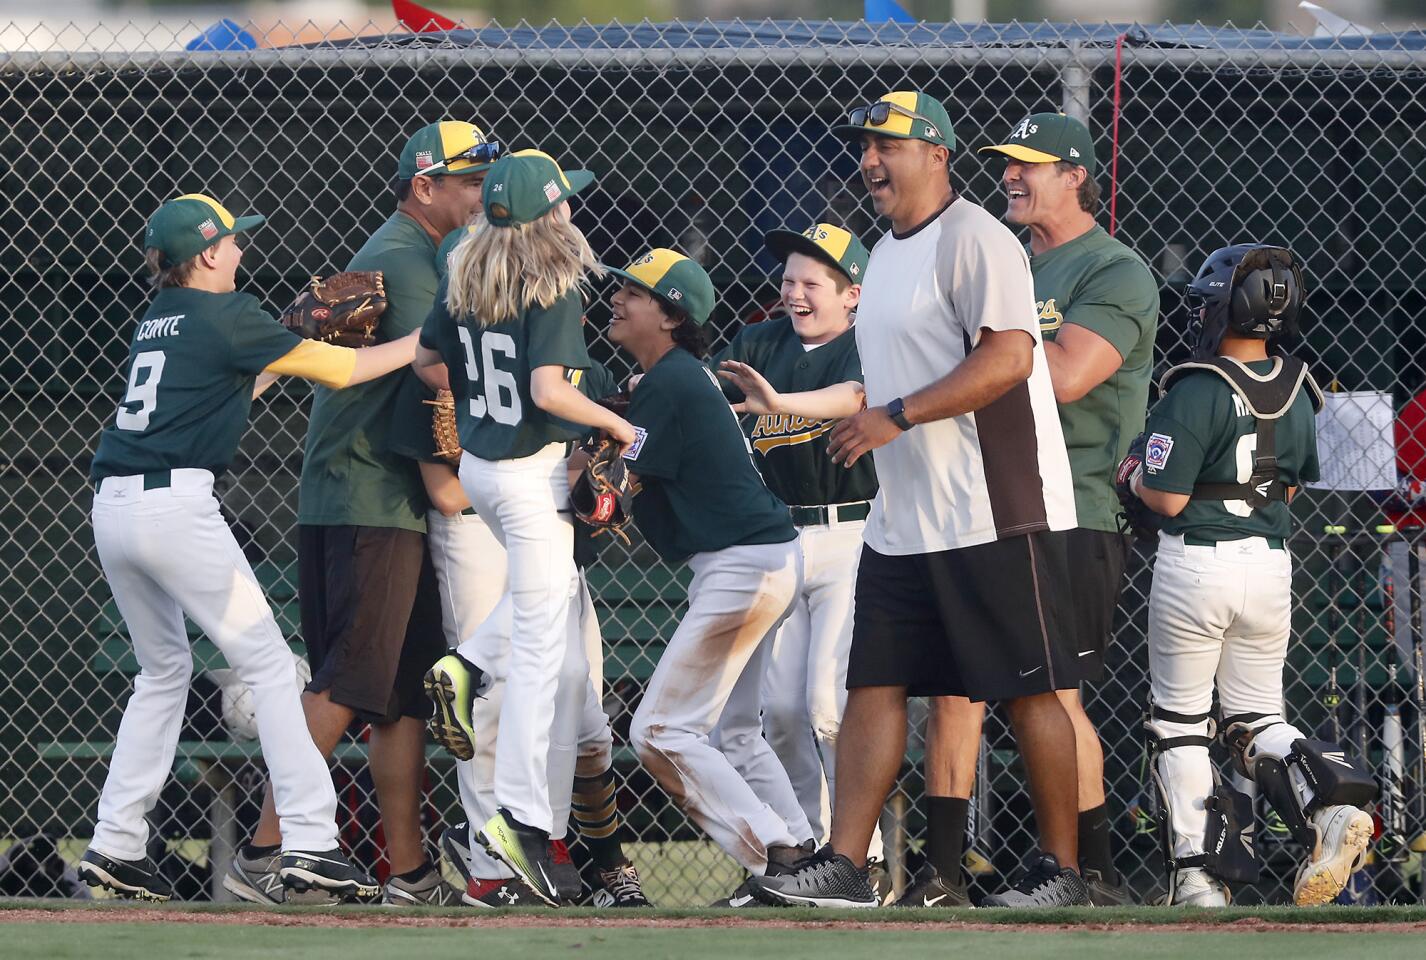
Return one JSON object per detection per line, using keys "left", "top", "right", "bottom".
{"left": 4, "top": 918, "right": 1426, "bottom": 960}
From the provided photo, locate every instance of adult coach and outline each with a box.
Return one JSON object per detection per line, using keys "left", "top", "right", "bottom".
{"left": 748, "top": 90, "right": 1087, "bottom": 908}
{"left": 230, "top": 122, "right": 496, "bottom": 904}
{"left": 917, "top": 113, "right": 1159, "bottom": 906}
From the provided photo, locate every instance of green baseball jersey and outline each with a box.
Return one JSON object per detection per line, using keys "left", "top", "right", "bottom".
{"left": 298, "top": 213, "right": 437, "bottom": 532}
{"left": 92, "top": 288, "right": 302, "bottom": 481}
{"left": 1142, "top": 359, "right": 1320, "bottom": 542}
{"left": 712, "top": 318, "right": 878, "bottom": 507}
{"left": 623, "top": 347, "right": 796, "bottom": 562}
{"left": 1032, "top": 225, "right": 1159, "bottom": 533}
{"left": 419, "top": 283, "right": 590, "bottom": 461}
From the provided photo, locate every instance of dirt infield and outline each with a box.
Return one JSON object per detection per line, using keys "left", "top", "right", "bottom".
{"left": 5, "top": 903, "right": 1426, "bottom": 935}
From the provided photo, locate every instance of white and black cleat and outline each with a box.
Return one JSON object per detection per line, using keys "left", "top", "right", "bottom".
{"left": 222, "top": 846, "right": 285, "bottom": 904}
{"left": 77, "top": 849, "right": 172, "bottom": 902}
{"left": 747, "top": 845, "right": 878, "bottom": 909}
{"left": 279, "top": 848, "right": 380, "bottom": 904}
{"left": 980, "top": 852, "right": 1091, "bottom": 908}
{"left": 892, "top": 863, "right": 970, "bottom": 908}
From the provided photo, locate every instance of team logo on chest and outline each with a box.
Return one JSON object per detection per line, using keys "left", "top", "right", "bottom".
{"left": 1037, "top": 298, "right": 1063, "bottom": 333}
{"left": 750, "top": 414, "right": 834, "bottom": 455}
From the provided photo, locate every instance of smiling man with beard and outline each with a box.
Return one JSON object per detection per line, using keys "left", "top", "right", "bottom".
{"left": 747, "top": 91, "right": 1088, "bottom": 909}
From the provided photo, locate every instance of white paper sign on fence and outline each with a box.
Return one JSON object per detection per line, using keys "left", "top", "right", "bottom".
{"left": 1309, "top": 389, "right": 1396, "bottom": 491}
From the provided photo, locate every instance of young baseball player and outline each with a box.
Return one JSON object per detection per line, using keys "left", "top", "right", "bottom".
{"left": 710, "top": 223, "right": 882, "bottom": 882}
{"left": 398, "top": 227, "right": 648, "bottom": 907}
{"left": 411, "top": 151, "right": 635, "bottom": 905}
{"left": 1119, "top": 243, "right": 1376, "bottom": 906}
{"left": 603, "top": 247, "right": 816, "bottom": 894}
{"left": 79, "top": 194, "right": 418, "bottom": 902}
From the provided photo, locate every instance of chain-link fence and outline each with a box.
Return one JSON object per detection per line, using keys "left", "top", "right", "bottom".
{"left": 2, "top": 18, "right": 1425, "bottom": 907}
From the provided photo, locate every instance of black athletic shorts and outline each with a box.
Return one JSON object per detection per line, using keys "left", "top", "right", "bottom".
{"left": 298, "top": 524, "right": 445, "bottom": 725}
{"left": 1060, "top": 527, "right": 1129, "bottom": 684}
{"left": 846, "top": 529, "right": 1076, "bottom": 702}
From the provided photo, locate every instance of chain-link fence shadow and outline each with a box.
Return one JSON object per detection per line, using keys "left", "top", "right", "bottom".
{"left": 2, "top": 17, "right": 1425, "bottom": 906}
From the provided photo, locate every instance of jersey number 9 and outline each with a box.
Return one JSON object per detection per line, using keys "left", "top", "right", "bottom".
{"left": 116, "top": 350, "right": 166, "bottom": 432}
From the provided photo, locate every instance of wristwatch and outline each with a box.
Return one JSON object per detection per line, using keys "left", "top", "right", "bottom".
{"left": 886, "top": 397, "right": 914, "bottom": 431}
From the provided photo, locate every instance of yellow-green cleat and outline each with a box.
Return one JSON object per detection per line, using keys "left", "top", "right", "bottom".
{"left": 423, "top": 654, "right": 480, "bottom": 761}
{"left": 477, "top": 809, "right": 561, "bottom": 906}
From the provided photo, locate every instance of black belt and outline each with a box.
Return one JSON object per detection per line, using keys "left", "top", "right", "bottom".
{"left": 788, "top": 502, "right": 871, "bottom": 527}
{"left": 94, "top": 470, "right": 172, "bottom": 493}
{"left": 1184, "top": 534, "right": 1285, "bottom": 550}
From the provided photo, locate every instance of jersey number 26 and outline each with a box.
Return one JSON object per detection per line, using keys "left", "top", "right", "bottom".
{"left": 457, "top": 328, "right": 522, "bottom": 426}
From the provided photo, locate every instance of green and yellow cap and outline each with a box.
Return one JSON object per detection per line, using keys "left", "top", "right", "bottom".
{"left": 436, "top": 225, "right": 477, "bottom": 279}
{"left": 978, "top": 113, "right": 1096, "bottom": 175}
{"left": 482, "top": 149, "right": 595, "bottom": 228}
{"left": 144, "top": 193, "right": 264, "bottom": 266}
{"left": 398, "top": 121, "right": 500, "bottom": 179}
{"left": 832, "top": 90, "right": 955, "bottom": 149}
{"left": 764, "top": 222, "right": 870, "bottom": 284}
{"left": 603, "top": 248, "right": 715, "bottom": 326}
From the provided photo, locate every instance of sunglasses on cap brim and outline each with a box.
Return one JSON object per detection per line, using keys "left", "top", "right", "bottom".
{"left": 848, "top": 101, "right": 935, "bottom": 130}
{"left": 414, "top": 140, "right": 504, "bottom": 177}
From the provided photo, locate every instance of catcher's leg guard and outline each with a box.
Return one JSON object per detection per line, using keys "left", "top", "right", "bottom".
{"left": 1146, "top": 706, "right": 1260, "bottom": 901}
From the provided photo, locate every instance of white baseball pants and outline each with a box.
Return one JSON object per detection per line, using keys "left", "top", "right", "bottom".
{"left": 631, "top": 539, "right": 813, "bottom": 874}
{"left": 90, "top": 470, "right": 337, "bottom": 860}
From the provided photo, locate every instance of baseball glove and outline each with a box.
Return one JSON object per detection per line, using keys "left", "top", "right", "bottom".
{"left": 425, "top": 388, "right": 462, "bottom": 469}
{"left": 570, "top": 439, "right": 634, "bottom": 546}
{"left": 1114, "top": 432, "right": 1161, "bottom": 543}
{"left": 280, "top": 271, "right": 387, "bottom": 348}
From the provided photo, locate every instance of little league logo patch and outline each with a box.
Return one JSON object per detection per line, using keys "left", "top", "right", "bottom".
{"left": 415, "top": 150, "right": 434, "bottom": 169}
{"left": 543, "top": 179, "right": 561, "bottom": 202}
{"left": 622, "top": 426, "right": 648, "bottom": 461}
{"left": 1145, "top": 433, "right": 1174, "bottom": 473}
{"left": 197, "top": 218, "right": 219, "bottom": 241}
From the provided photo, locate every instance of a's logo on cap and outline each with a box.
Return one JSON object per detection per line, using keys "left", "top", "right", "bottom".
{"left": 198, "top": 219, "right": 219, "bottom": 241}
{"left": 1011, "top": 118, "right": 1038, "bottom": 140}
{"left": 667, "top": 288, "right": 683, "bottom": 301}
{"left": 415, "top": 150, "right": 434, "bottom": 169}
{"left": 804, "top": 226, "right": 828, "bottom": 241}
{"left": 543, "top": 180, "right": 561, "bottom": 203}
{"left": 634, "top": 253, "right": 656, "bottom": 266}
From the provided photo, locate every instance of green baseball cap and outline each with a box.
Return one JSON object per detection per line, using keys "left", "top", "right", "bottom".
{"left": 144, "top": 193, "right": 264, "bottom": 267}
{"left": 603, "top": 248, "right": 715, "bottom": 326}
{"left": 832, "top": 90, "right": 955, "bottom": 150}
{"left": 397, "top": 121, "right": 500, "bottom": 179}
{"left": 436, "top": 225, "right": 476, "bottom": 279}
{"left": 764, "top": 222, "right": 870, "bottom": 284}
{"left": 978, "top": 113, "right": 1097, "bottom": 175}
{"left": 482, "top": 149, "right": 595, "bottom": 228}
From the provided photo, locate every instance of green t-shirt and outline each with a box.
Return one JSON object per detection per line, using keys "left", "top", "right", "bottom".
{"left": 623, "top": 347, "right": 797, "bottom": 562}
{"left": 418, "top": 283, "right": 590, "bottom": 461}
{"left": 92, "top": 287, "right": 301, "bottom": 481}
{"left": 1032, "top": 225, "right": 1159, "bottom": 533}
{"left": 297, "top": 213, "right": 437, "bottom": 532}
{"left": 1142, "top": 359, "right": 1321, "bottom": 542}
{"left": 712, "top": 318, "right": 878, "bottom": 507}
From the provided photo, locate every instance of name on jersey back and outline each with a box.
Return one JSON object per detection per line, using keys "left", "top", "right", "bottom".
{"left": 136, "top": 314, "right": 184, "bottom": 341}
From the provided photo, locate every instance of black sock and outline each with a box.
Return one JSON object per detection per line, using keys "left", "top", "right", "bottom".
{"left": 1077, "top": 804, "right": 1117, "bottom": 883}
{"left": 572, "top": 768, "right": 630, "bottom": 870}
{"left": 395, "top": 862, "right": 433, "bottom": 884}
{"left": 243, "top": 842, "right": 279, "bottom": 858}
{"left": 926, "top": 796, "right": 969, "bottom": 886}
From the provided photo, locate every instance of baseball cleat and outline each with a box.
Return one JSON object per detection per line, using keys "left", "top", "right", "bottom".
{"left": 423, "top": 654, "right": 481, "bottom": 761}
{"left": 383, "top": 863, "right": 463, "bottom": 906}
{"left": 477, "top": 809, "right": 560, "bottom": 906}
{"left": 77, "top": 849, "right": 172, "bottom": 902}
{"left": 464, "top": 875, "right": 542, "bottom": 907}
{"left": 439, "top": 822, "right": 475, "bottom": 888}
{"left": 549, "top": 838, "right": 583, "bottom": 903}
{"left": 710, "top": 877, "right": 760, "bottom": 908}
{"left": 222, "top": 845, "right": 285, "bottom": 904}
{"left": 1294, "top": 805, "right": 1374, "bottom": 906}
{"left": 747, "top": 845, "right": 878, "bottom": 909}
{"left": 1170, "top": 867, "right": 1229, "bottom": 907}
{"left": 892, "top": 862, "right": 969, "bottom": 908}
{"left": 278, "top": 848, "right": 380, "bottom": 903}
{"left": 980, "top": 852, "right": 1090, "bottom": 907}
{"left": 592, "top": 861, "right": 651, "bottom": 907}
{"left": 1082, "top": 865, "right": 1135, "bottom": 906}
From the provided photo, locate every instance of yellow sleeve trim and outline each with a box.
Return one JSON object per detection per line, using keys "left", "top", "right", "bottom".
{"left": 264, "top": 339, "right": 357, "bottom": 389}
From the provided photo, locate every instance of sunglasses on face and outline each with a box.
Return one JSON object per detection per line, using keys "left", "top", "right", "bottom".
{"left": 414, "top": 140, "right": 504, "bottom": 177}
{"left": 848, "top": 101, "right": 935, "bottom": 130}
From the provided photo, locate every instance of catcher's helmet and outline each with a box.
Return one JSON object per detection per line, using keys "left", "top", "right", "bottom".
{"left": 1186, "top": 243, "right": 1303, "bottom": 359}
